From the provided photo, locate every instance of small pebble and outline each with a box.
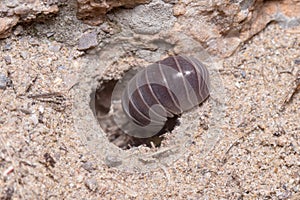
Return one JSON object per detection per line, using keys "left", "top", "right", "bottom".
{"left": 46, "top": 31, "right": 55, "bottom": 38}
{"left": 0, "top": 117, "right": 4, "bottom": 124}
{"left": 49, "top": 44, "right": 61, "bottom": 52}
{"left": 20, "top": 52, "right": 28, "bottom": 59}
{"left": 77, "top": 175, "right": 84, "bottom": 183}
{"left": 81, "top": 161, "right": 95, "bottom": 172}
{"left": 0, "top": 74, "right": 8, "bottom": 89}
{"left": 105, "top": 155, "right": 122, "bottom": 167}
{"left": 14, "top": 5, "right": 30, "bottom": 15}
{"left": 173, "top": 4, "right": 186, "bottom": 16}
{"left": 5, "top": 0, "right": 18, "bottom": 8}
{"left": 38, "top": 106, "right": 44, "bottom": 114}
{"left": 99, "top": 22, "right": 112, "bottom": 34}
{"left": 85, "top": 178, "right": 98, "bottom": 192}
{"left": 13, "top": 25, "right": 24, "bottom": 36}
{"left": 78, "top": 31, "right": 98, "bottom": 51}
{"left": 29, "top": 38, "right": 39, "bottom": 46}
{"left": 235, "top": 82, "right": 241, "bottom": 88}
{"left": 241, "top": 70, "right": 246, "bottom": 78}
{"left": 57, "top": 65, "right": 66, "bottom": 70}
{"left": 294, "top": 59, "right": 300, "bottom": 65}
{"left": 3, "top": 43, "right": 12, "bottom": 51}
{"left": 30, "top": 114, "right": 39, "bottom": 126}
{"left": 4, "top": 55, "right": 12, "bottom": 64}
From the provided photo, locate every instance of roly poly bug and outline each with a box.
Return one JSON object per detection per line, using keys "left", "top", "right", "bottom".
{"left": 121, "top": 55, "right": 210, "bottom": 138}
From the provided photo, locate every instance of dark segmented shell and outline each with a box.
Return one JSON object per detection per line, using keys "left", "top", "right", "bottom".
{"left": 122, "top": 55, "right": 210, "bottom": 132}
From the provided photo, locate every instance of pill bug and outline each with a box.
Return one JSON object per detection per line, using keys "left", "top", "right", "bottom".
{"left": 121, "top": 55, "right": 210, "bottom": 138}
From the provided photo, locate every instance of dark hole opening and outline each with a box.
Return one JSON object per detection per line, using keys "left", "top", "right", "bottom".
{"left": 92, "top": 79, "right": 179, "bottom": 150}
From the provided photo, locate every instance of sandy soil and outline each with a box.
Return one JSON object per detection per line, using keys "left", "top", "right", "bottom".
{"left": 0, "top": 3, "right": 299, "bottom": 200}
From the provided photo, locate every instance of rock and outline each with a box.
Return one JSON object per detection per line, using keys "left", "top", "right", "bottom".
{"left": 173, "top": 4, "right": 186, "bottom": 16}
{"left": 28, "top": 38, "right": 39, "bottom": 46}
{"left": 46, "top": 31, "right": 55, "bottom": 38}
{"left": 76, "top": 0, "right": 151, "bottom": 25}
{"left": 0, "top": 1, "right": 59, "bottom": 39}
{"left": 294, "top": 59, "right": 300, "bottom": 65}
{"left": 13, "top": 25, "right": 24, "bottom": 36}
{"left": 77, "top": 31, "right": 98, "bottom": 51}
{"left": 49, "top": 44, "right": 61, "bottom": 52}
{"left": 241, "top": 70, "right": 246, "bottom": 79}
{"left": 0, "top": 74, "right": 8, "bottom": 89}
{"left": 110, "top": 0, "right": 176, "bottom": 35}
{"left": 5, "top": 0, "right": 18, "bottom": 8}
{"left": 3, "top": 43, "right": 12, "bottom": 51}
{"left": 20, "top": 52, "right": 28, "bottom": 59}
{"left": 84, "top": 178, "right": 98, "bottom": 192}
{"left": 0, "top": 16, "right": 19, "bottom": 39}
{"left": 105, "top": 155, "right": 122, "bottom": 167}
{"left": 81, "top": 161, "right": 95, "bottom": 172}
{"left": 99, "top": 22, "right": 113, "bottom": 34}
{"left": 4, "top": 55, "right": 12, "bottom": 64}
{"left": 127, "top": 0, "right": 175, "bottom": 35}
{"left": 172, "top": 0, "right": 300, "bottom": 58}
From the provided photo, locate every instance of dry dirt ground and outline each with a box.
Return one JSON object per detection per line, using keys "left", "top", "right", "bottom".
{"left": 0, "top": 2, "right": 300, "bottom": 200}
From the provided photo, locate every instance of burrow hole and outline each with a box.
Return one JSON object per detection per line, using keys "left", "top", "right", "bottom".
{"left": 91, "top": 77, "right": 180, "bottom": 150}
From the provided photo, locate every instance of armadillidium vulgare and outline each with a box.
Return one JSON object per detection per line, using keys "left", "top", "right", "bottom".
{"left": 121, "top": 55, "right": 210, "bottom": 138}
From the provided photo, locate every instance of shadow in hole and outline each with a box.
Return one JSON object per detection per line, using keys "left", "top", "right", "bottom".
{"left": 91, "top": 79, "right": 180, "bottom": 150}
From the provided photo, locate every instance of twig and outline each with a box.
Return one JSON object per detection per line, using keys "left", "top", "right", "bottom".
{"left": 28, "top": 92, "right": 63, "bottom": 99}
{"left": 28, "top": 92, "right": 69, "bottom": 111}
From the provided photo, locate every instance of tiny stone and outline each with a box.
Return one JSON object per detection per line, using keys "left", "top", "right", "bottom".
{"left": 0, "top": 74, "right": 8, "bottom": 90}
{"left": 77, "top": 175, "right": 84, "bottom": 183}
{"left": 49, "top": 44, "right": 61, "bottom": 52}
{"left": 46, "top": 32, "right": 55, "bottom": 38}
{"left": 0, "top": 117, "right": 4, "bottom": 124}
{"left": 57, "top": 65, "right": 66, "bottom": 70}
{"left": 241, "top": 70, "right": 246, "bottom": 78}
{"left": 78, "top": 31, "right": 98, "bottom": 51}
{"left": 29, "top": 38, "right": 39, "bottom": 46}
{"left": 5, "top": 0, "right": 18, "bottom": 8}
{"left": 81, "top": 161, "right": 95, "bottom": 172}
{"left": 105, "top": 155, "right": 122, "bottom": 167}
{"left": 4, "top": 55, "right": 12, "bottom": 64}
{"left": 14, "top": 5, "right": 30, "bottom": 15}
{"left": 30, "top": 114, "right": 39, "bottom": 126}
{"left": 273, "top": 126, "right": 285, "bottom": 137}
{"left": 235, "top": 82, "right": 241, "bottom": 88}
{"left": 85, "top": 178, "right": 98, "bottom": 192}
{"left": 20, "top": 52, "right": 28, "bottom": 59}
{"left": 3, "top": 43, "right": 12, "bottom": 51}
{"left": 173, "top": 4, "right": 186, "bottom": 16}
{"left": 294, "top": 59, "right": 300, "bottom": 65}
{"left": 99, "top": 23, "right": 112, "bottom": 34}
{"left": 13, "top": 25, "right": 24, "bottom": 36}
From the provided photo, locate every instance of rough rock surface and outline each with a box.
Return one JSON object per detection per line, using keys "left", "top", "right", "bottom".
{"left": 77, "top": 31, "right": 98, "bottom": 50}
{"left": 114, "top": 0, "right": 175, "bottom": 35}
{"left": 172, "top": 0, "right": 300, "bottom": 57}
{"left": 0, "top": 0, "right": 60, "bottom": 39}
{"left": 76, "top": 0, "right": 151, "bottom": 25}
